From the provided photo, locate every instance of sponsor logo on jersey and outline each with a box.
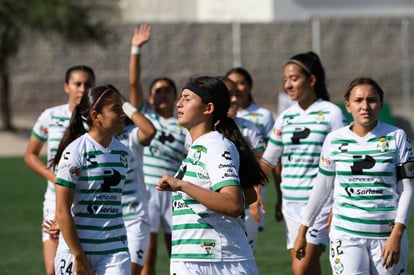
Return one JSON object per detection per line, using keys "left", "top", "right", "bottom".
{"left": 291, "top": 127, "right": 310, "bottom": 144}
{"left": 87, "top": 205, "right": 120, "bottom": 214}
{"left": 172, "top": 199, "right": 189, "bottom": 211}
{"left": 338, "top": 143, "right": 348, "bottom": 152}
{"left": 221, "top": 151, "right": 231, "bottom": 160}
{"left": 69, "top": 166, "right": 80, "bottom": 177}
{"left": 351, "top": 155, "right": 375, "bottom": 175}
{"left": 345, "top": 186, "right": 384, "bottom": 197}
{"left": 274, "top": 128, "right": 281, "bottom": 136}
{"left": 101, "top": 169, "right": 122, "bottom": 192}
{"left": 321, "top": 155, "right": 330, "bottom": 167}
{"left": 39, "top": 125, "right": 48, "bottom": 135}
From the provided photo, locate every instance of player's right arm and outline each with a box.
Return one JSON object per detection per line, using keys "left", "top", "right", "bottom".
{"left": 55, "top": 184, "right": 93, "bottom": 274}
{"left": 24, "top": 135, "right": 56, "bottom": 183}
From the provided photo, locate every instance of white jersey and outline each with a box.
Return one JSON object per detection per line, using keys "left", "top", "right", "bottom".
{"left": 171, "top": 131, "right": 254, "bottom": 262}
{"left": 55, "top": 133, "right": 130, "bottom": 255}
{"left": 115, "top": 124, "right": 149, "bottom": 223}
{"left": 234, "top": 117, "right": 265, "bottom": 154}
{"left": 320, "top": 122, "right": 414, "bottom": 239}
{"left": 236, "top": 102, "right": 275, "bottom": 141}
{"left": 262, "top": 99, "right": 346, "bottom": 204}
{"left": 142, "top": 109, "right": 187, "bottom": 187}
{"left": 31, "top": 104, "right": 71, "bottom": 202}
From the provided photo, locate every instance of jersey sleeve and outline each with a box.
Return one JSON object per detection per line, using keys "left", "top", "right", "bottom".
{"left": 31, "top": 110, "right": 50, "bottom": 142}
{"left": 318, "top": 133, "right": 336, "bottom": 176}
{"left": 206, "top": 141, "right": 240, "bottom": 192}
{"left": 395, "top": 129, "right": 414, "bottom": 164}
{"left": 55, "top": 144, "right": 82, "bottom": 189}
{"left": 261, "top": 116, "right": 283, "bottom": 167}
{"left": 263, "top": 110, "right": 275, "bottom": 140}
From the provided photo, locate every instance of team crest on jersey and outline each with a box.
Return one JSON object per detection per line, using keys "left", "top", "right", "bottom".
{"left": 69, "top": 166, "right": 80, "bottom": 177}
{"left": 120, "top": 151, "right": 128, "bottom": 168}
{"left": 377, "top": 136, "right": 389, "bottom": 152}
{"left": 200, "top": 241, "right": 216, "bottom": 254}
{"left": 192, "top": 147, "right": 202, "bottom": 164}
{"left": 333, "top": 258, "right": 344, "bottom": 274}
{"left": 315, "top": 111, "right": 326, "bottom": 124}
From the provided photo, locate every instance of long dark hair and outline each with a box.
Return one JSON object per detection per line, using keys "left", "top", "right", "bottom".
{"left": 184, "top": 76, "right": 267, "bottom": 188}
{"left": 51, "top": 84, "right": 120, "bottom": 169}
{"left": 287, "top": 51, "right": 330, "bottom": 101}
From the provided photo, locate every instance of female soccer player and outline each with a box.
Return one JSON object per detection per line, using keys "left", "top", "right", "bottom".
{"left": 156, "top": 76, "right": 266, "bottom": 274}
{"left": 260, "top": 52, "right": 347, "bottom": 274}
{"left": 294, "top": 77, "right": 414, "bottom": 275}
{"left": 24, "top": 65, "right": 95, "bottom": 275}
{"left": 52, "top": 85, "right": 131, "bottom": 274}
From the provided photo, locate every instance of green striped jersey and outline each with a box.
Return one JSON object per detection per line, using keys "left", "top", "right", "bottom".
{"left": 263, "top": 99, "right": 346, "bottom": 203}
{"left": 143, "top": 110, "right": 187, "bottom": 187}
{"left": 320, "top": 122, "right": 414, "bottom": 238}
{"left": 31, "top": 104, "right": 71, "bottom": 201}
{"left": 55, "top": 133, "right": 130, "bottom": 254}
{"left": 171, "top": 131, "right": 253, "bottom": 262}
{"left": 236, "top": 102, "right": 274, "bottom": 141}
{"left": 115, "top": 125, "right": 148, "bottom": 222}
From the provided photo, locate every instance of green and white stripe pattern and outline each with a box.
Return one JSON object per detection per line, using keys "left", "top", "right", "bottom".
{"left": 143, "top": 111, "right": 187, "bottom": 187}
{"left": 55, "top": 134, "right": 130, "bottom": 254}
{"left": 171, "top": 131, "right": 254, "bottom": 262}
{"left": 263, "top": 99, "right": 346, "bottom": 203}
{"left": 320, "top": 122, "right": 414, "bottom": 238}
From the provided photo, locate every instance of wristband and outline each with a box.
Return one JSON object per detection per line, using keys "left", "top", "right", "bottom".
{"left": 122, "top": 102, "right": 137, "bottom": 118}
{"left": 131, "top": 46, "right": 141, "bottom": 55}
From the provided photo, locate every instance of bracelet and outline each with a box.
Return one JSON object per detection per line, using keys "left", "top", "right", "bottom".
{"left": 122, "top": 102, "right": 137, "bottom": 118}
{"left": 131, "top": 46, "right": 141, "bottom": 55}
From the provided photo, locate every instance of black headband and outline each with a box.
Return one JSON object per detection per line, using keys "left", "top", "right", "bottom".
{"left": 183, "top": 82, "right": 214, "bottom": 103}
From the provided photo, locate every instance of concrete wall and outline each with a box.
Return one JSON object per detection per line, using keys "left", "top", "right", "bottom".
{"left": 9, "top": 18, "right": 414, "bottom": 136}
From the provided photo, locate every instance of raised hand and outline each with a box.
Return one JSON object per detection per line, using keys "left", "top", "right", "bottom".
{"left": 131, "top": 24, "right": 151, "bottom": 47}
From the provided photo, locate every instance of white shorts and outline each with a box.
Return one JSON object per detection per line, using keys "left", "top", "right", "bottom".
{"left": 329, "top": 233, "right": 408, "bottom": 275}
{"left": 55, "top": 250, "right": 130, "bottom": 275}
{"left": 146, "top": 187, "right": 172, "bottom": 233}
{"left": 283, "top": 206, "right": 329, "bottom": 250}
{"left": 42, "top": 197, "right": 55, "bottom": 242}
{"left": 125, "top": 218, "right": 151, "bottom": 265}
{"left": 170, "top": 260, "right": 258, "bottom": 275}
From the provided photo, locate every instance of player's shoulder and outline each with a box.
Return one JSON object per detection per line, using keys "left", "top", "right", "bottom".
{"left": 42, "top": 104, "right": 69, "bottom": 114}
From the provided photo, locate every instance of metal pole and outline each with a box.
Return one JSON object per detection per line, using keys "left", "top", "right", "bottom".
{"left": 232, "top": 22, "right": 242, "bottom": 67}
{"left": 312, "top": 18, "right": 321, "bottom": 57}
{"left": 401, "top": 18, "right": 410, "bottom": 113}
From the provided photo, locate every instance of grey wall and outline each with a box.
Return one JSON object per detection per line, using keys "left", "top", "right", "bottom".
{"left": 10, "top": 18, "right": 414, "bottom": 136}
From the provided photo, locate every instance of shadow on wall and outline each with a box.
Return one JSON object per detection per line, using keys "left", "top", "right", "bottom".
{"left": 337, "top": 103, "right": 414, "bottom": 140}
